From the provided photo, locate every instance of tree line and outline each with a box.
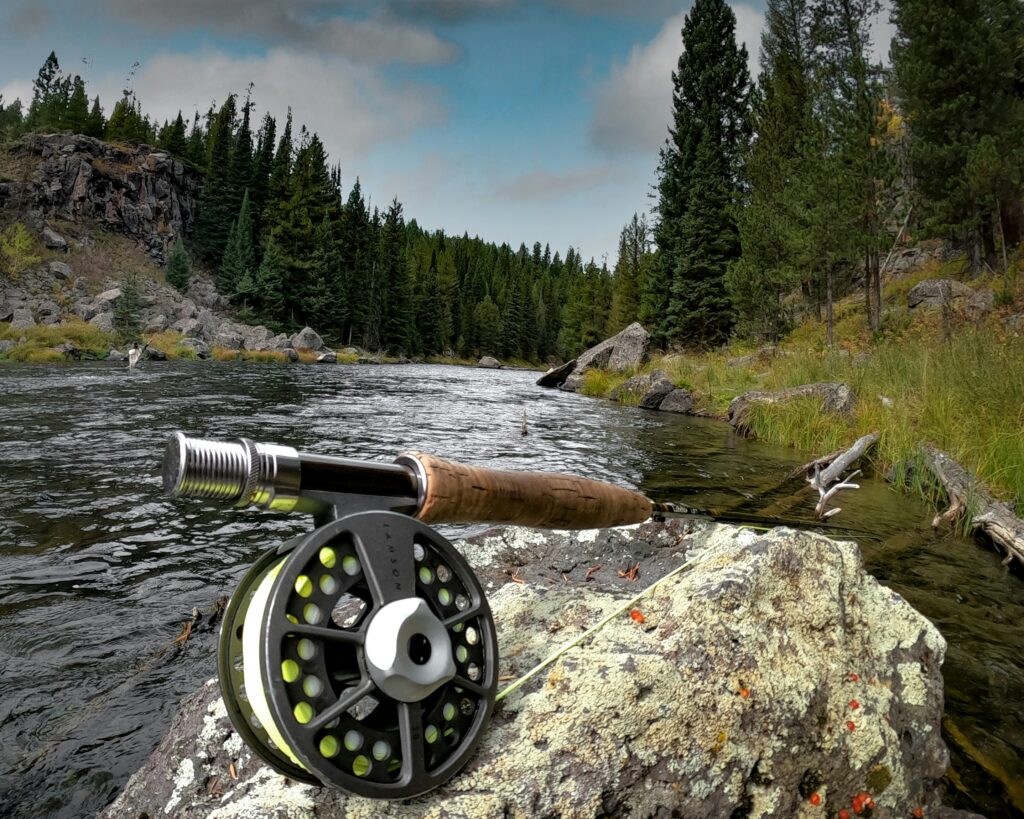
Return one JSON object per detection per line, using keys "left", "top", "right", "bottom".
{"left": 4, "top": 5, "right": 1023, "bottom": 357}
{"left": 643, "top": 0, "right": 1024, "bottom": 348}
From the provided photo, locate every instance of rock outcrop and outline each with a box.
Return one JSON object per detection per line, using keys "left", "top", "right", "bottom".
{"left": 6, "top": 133, "right": 201, "bottom": 264}
{"left": 102, "top": 522, "right": 960, "bottom": 819}
{"left": 729, "top": 382, "right": 856, "bottom": 429}
{"left": 477, "top": 356, "right": 502, "bottom": 369}
{"left": 907, "top": 279, "right": 993, "bottom": 319}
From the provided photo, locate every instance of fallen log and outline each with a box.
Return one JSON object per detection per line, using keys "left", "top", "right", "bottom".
{"left": 922, "top": 443, "right": 1024, "bottom": 567}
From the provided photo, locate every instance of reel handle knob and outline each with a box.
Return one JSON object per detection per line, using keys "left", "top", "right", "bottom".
{"left": 399, "top": 451, "right": 654, "bottom": 529}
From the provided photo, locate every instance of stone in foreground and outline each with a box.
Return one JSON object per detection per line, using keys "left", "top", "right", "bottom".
{"left": 102, "top": 522, "right": 958, "bottom": 819}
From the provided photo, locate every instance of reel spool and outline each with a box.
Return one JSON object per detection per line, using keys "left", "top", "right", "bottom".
{"left": 218, "top": 511, "right": 498, "bottom": 798}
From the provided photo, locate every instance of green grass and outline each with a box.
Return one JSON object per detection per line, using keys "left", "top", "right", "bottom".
{"left": 652, "top": 331, "right": 1024, "bottom": 509}
{"left": 0, "top": 319, "right": 116, "bottom": 360}
{"left": 579, "top": 368, "right": 632, "bottom": 398}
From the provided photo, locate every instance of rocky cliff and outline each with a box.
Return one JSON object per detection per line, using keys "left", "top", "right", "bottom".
{"left": 101, "top": 522, "right": 977, "bottom": 819}
{"left": 0, "top": 133, "right": 200, "bottom": 264}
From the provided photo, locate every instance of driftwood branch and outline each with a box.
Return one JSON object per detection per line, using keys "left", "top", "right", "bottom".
{"left": 921, "top": 444, "right": 1024, "bottom": 567}
{"left": 803, "top": 434, "right": 878, "bottom": 520}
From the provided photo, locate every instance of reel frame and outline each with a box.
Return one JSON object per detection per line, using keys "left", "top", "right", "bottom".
{"left": 218, "top": 511, "right": 498, "bottom": 799}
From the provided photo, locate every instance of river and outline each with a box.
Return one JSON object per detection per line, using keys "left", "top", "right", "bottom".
{"left": 0, "top": 361, "right": 1020, "bottom": 818}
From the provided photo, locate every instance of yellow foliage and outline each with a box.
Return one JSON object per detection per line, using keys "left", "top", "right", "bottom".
{"left": 0, "top": 222, "right": 42, "bottom": 278}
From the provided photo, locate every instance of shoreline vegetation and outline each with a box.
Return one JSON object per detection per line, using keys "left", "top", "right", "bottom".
{"left": 577, "top": 257, "right": 1024, "bottom": 522}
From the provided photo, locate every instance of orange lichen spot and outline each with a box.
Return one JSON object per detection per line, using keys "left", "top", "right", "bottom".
{"left": 849, "top": 673, "right": 860, "bottom": 682}
{"left": 740, "top": 687, "right": 750, "bottom": 698}
{"left": 849, "top": 699, "right": 860, "bottom": 710}
{"left": 838, "top": 811, "right": 850, "bottom": 819}
{"left": 629, "top": 609, "right": 645, "bottom": 624}
{"left": 847, "top": 721, "right": 857, "bottom": 732}
{"left": 913, "top": 808, "right": 924, "bottom": 818}
{"left": 809, "top": 792, "right": 821, "bottom": 806}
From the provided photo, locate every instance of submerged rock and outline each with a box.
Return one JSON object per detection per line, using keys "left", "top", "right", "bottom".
{"left": 102, "top": 522, "right": 957, "bottom": 819}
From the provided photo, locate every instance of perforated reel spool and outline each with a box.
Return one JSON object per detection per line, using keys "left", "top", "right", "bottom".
{"left": 218, "top": 511, "right": 498, "bottom": 799}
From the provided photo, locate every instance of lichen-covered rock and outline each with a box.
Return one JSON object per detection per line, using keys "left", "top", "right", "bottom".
{"left": 729, "top": 382, "right": 856, "bottom": 430}
{"left": 10, "top": 307, "right": 35, "bottom": 328}
{"left": 907, "top": 279, "right": 973, "bottom": 310}
{"left": 477, "top": 356, "right": 502, "bottom": 369}
{"left": 101, "top": 523, "right": 958, "bottom": 819}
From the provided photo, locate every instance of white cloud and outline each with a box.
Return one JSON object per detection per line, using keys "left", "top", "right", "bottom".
{"left": 589, "top": 3, "right": 764, "bottom": 155}
{"left": 90, "top": 48, "right": 445, "bottom": 162}
{"left": 0, "top": 80, "right": 33, "bottom": 107}
{"left": 100, "top": 0, "right": 457, "bottom": 65}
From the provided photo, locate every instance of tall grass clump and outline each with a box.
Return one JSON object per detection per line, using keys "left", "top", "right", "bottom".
{"left": 739, "top": 330, "right": 1024, "bottom": 508}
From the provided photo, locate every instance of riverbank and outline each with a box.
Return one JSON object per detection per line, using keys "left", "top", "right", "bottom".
{"left": 572, "top": 257, "right": 1024, "bottom": 517}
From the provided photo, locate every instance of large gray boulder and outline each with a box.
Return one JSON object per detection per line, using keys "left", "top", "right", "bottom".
{"left": 659, "top": 387, "right": 695, "bottom": 414}
{"left": 213, "top": 330, "right": 245, "bottom": 351}
{"left": 10, "top": 308, "right": 35, "bottom": 329}
{"left": 907, "top": 279, "right": 972, "bottom": 308}
{"left": 178, "top": 338, "right": 211, "bottom": 359}
{"left": 906, "top": 279, "right": 990, "bottom": 315}
{"left": 291, "top": 326, "right": 325, "bottom": 352}
{"left": 42, "top": 226, "right": 68, "bottom": 251}
{"left": 729, "top": 382, "right": 856, "bottom": 429}
{"left": 48, "top": 260, "right": 73, "bottom": 280}
{"left": 477, "top": 355, "right": 502, "bottom": 369}
{"left": 102, "top": 522, "right": 956, "bottom": 819}
{"left": 558, "top": 323, "right": 650, "bottom": 392}
{"left": 89, "top": 312, "right": 115, "bottom": 333}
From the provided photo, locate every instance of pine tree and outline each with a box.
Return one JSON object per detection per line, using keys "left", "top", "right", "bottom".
{"left": 194, "top": 95, "right": 237, "bottom": 263}
{"left": 28, "top": 52, "right": 62, "bottom": 130}
{"left": 227, "top": 95, "right": 254, "bottom": 233}
{"left": 66, "top": 76, "right": 88, "bottom": 134}
{"left": 249, "top": 114, "right": 276, "bottom": 244}
{"left": 159, "top": 111, "right": 188, "bottom": 157}
{"left": 473, "top": 295, "right": 503, "bottom": 356}
{"left": 165, "top": 237, "right": 191, "bottom": 291}
{"left": 307, "top": 216, "right": 345, "bottom": 335}
{"left": 220, "top": 190, "right": 255, "bottom": 298}
{"left": 185, "top": 112, "right": 206, "bottom": 167}
{"left": 113, "top": 272, "right": 142, "bottom": 342}
{"left": 727, "top": 0, "right": 815, "bottom": 340}
{"left": 656, "top": 0, "right": 751, "bottom": 348}
{"left": 0, "top": 96, "right": 25, "bottom": 141}
{"left": 609, "top": 213, "right": 649, "bottom": 332}
{"left": 892, "top": 0, "right": 1024, "bottom": 270}
{"left": 84, "top": 96, "right": 105, "bottom": 138}
{"left": 380, "top": 198, "right": 412, "bottom": 353}
{"left": 255, "top": 236, "right": 286, "bottom": 323}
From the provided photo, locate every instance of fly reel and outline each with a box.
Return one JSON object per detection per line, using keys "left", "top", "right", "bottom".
{"left": 218, "top": 511, "right": 498, "bottom": 798}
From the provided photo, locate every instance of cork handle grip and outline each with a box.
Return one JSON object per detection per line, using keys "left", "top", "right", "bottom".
{"left": 402, "top": 452, "right": 654, "bottom": 529}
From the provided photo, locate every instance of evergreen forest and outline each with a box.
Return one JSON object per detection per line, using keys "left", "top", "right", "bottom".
{"left": 2, "top": 0, "right": 1022, "bottom": 360}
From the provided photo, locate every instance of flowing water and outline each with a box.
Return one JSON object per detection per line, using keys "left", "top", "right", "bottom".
{"left": 0, "top": 361, "right": 1020, "bottom": 819}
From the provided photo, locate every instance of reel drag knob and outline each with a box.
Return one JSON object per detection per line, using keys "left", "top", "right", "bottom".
{"left": 218, "top": 512, "right": 497, "bottom": 799}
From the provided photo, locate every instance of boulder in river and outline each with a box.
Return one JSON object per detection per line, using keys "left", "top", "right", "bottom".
{"left": 729, "top": 382, "right": 856, "bottom": 430}
{"left": 317, "top": 350, "right": 338, "bottom": 364}
{"left": 102, "top": 522, "right": 956, "bottom": 819}
{"left": 536, "top": 358, "right": 576, "bottom": 388}
{"left": 558, "top": 323, "right": 650, "bottom": 392}
{"left": 659, "top": 387, "right": 695, "bottom": 414}
{"left": 477, "top": 355, "right": 502, "bottom": 369}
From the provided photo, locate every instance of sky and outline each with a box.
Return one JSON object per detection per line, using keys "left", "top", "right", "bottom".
{"left": 0, "top": 0, "right": 895, "bottom": 264}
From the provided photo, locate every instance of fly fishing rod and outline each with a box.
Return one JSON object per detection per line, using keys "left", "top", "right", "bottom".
{"left": 163, "top": 432, "right": 672, "bottom": 800}
{"left": 162, "top": 432, "right": 833, "bottom": 799}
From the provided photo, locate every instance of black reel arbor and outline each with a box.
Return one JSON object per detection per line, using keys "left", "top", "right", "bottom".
{"left": 219, "top": 512, "right": 498, "bottom": 798}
